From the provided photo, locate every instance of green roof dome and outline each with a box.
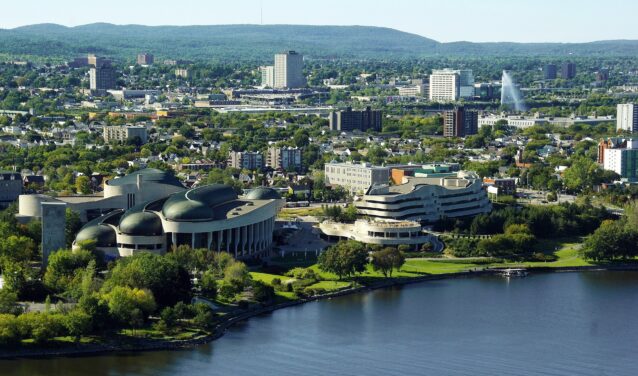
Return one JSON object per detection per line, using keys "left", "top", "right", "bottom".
{"left": 162, "top": 184, "right": 238, "bottom": 222}
{"left": 75, "top": 224, "right": 116, "bottom": 247}
{"left": 245, "top": 187, "right": 281, "bottom": 200}
{"left": 119, "top": 211, "right": 163, "bottom": 236}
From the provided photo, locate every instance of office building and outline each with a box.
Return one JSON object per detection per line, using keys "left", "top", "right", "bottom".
{"left": 457, "top": 70, "right": 475, "bottom": 98}
{"left": 561, "top": 62, "right": 576, "bottom": 79}
{"left": 617, "top": 104, "right": 638, "bottom": 133}
{"left": 324, "top": 162, "right": 390, "bottom": 195}
{"left": 137, "top": 53, "right": 154, "bottom": 65}
{"left": 355, "top": 171, "right": 491, "bottom": 223}
{"left": 103, "top": 125, "right": 148, "bottom": 144}
{"left": 329, "top": 107, "right": 382, "bottom": 132}
{"left": 596, "top": 69, "right": 609, "bottom": 81}
{"left": 274, "top": 51, "right": 305, "bottom": 89}
{"left": 267, "top": 146, "right": 302, "bottom": 170}
{"left": 428, "top": 69, "right": 474, "bottom": 101}
{"left": 0, "top": 171, "right": 23, "bottom": 207}
{"left": 87, "top": 54, "right": 107, "bottom": 67}
{"left": 429, "top": 69, "right": 459, "bottom": 101}
{"left": 228, "top": 151, "right": 264, "bottom": 170}
{"left": 89, "top": 62, "right": 117, "bottom": 94}
{"left": 544, "top": 64, "right": 557, "bottom": 80}
{"left": 473, "top": 82, "right": 501, "bottom": 100}
{"left": 443, "top": 107, "right": 478, "bottom": 137}
{"left": 600, "top": 138, "right": 638, "bottom": 182}
{"left": 73, "top": 185, "right": 283, "bottom": 258}
{"left": 260, "top": 66, "right": 275, "bottom": 88}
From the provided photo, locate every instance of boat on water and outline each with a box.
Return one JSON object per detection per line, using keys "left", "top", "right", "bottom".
{"left": 500, "top": 268, "right": 528, "bottom": 277}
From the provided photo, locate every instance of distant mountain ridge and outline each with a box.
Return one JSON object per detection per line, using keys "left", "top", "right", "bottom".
{"left": 1, "top": 23, "right": 637, "bottom": 60}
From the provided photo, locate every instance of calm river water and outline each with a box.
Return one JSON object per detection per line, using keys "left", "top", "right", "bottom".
{"left": 2, "top": 271, "right": 638, "bottom": 376}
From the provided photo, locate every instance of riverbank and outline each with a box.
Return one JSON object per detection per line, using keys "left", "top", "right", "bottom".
{"left": 2, "top": 263, "right": 638, "bottom": 360}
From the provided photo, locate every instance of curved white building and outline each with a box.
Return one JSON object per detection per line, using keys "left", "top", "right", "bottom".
{"left": 355, "top": 171, "right": 491, "bottom": 223}
{"left": 73, "top": 185, "right": 283, "bottom": 259}
{"left": 319, "top": 219, "right": 435, "bottom": 249}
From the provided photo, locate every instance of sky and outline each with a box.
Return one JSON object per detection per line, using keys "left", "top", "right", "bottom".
{"left": 2, "top": 0, "right": 638, "bottom": 43}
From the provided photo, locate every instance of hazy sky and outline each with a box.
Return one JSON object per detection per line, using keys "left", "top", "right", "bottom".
{"left": 2, "top": 0, "right": 637, "bottom": 43}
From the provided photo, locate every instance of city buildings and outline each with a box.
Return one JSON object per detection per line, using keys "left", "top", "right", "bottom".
{"left": 0, "top": 171, "right": 23, "bottom": 208}
{"left": 72, "top": 185, "right": 283, "bottom": 258}
{"left": 561, "top": 62, "right": 576, "bottom": 79}
{"left": 544, "top": 64, "right": 557, "bottom": 80}
{"left": 274, "top": 51, "right": 305, "bottom": 89}
{"left": 137, "top": 53, "right": 154, "bottom": 65}
{"left": 328, "top": 107, "right": 383, "bottom": 132}
{"left": 227, "top": 151, "right": 264, "bottom": 170}
{"left": 617, "top": 103, "right": 638, "bottom": 133}
{"left": 267, "top": 146, "right": 302, "bottom": 171}
{"left": 354, "top": 171, "right": 491, "bottom": 223}
{"left": 324, "top": 162, "right": 390, "bottom": 194}
{"left": 103, "top": 125, "right": 148, "bottom": 144}
{"left": 18, "top": 169, "right": 186, "bottom": 222}
{"left": 260, "top": 65, "right": 275, "bottom": 87}
{"left": 598, "top": 137, "right": 638, "bottom": 181}
{"left": 429, "top": 69, "right": 474, "bottom": 102}
{"left": 443, "top": 107, "right": 478, "bottom": 137}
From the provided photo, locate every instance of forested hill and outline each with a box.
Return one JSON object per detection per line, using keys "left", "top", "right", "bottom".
{"left": 1, "top": 23, "right": 637, "bottom": 61}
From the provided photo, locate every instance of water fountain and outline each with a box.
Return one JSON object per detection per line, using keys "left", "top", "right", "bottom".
{"left": 500, "top": 70, "right": 526, "bottom": 112}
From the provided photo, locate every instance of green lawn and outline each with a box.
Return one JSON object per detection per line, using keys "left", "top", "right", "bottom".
{"left": 307, "top": 280, "right": 351, "bottom": 290}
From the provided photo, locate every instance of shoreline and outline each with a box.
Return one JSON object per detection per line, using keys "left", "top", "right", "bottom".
{"left": 2, "top": 264, "right": 638, "bottom": 360}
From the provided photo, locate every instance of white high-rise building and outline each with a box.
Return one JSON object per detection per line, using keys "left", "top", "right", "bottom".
{"left": 274, "top": 51, "right": 305, "bottom": 89}
{"left": 429, "top": 69, "right": 474, "bottom": 102}
{"left": 617, "top": 104, "right": 638, "bottom": 133}
{"left": 260, "top": 66, "right": 275, "bottom": 88}
{"left": 429, "top": 69, "right": 460, "bottom": 102}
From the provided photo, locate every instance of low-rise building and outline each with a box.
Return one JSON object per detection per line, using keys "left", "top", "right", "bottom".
{"left": 72, "top": 186, "right": 283, "bottom": 259}
{"left": 227, "top": 151, "right": 264, "bottom": 170}
{"left": 600, "top": 138, "right": 638, "bottom": 182}
{"left": 355, "top": 171, "right": 491, "bottom": 223}
{"left": 329, "top": 107, "right": 382, "bottom": 132}
{"left": 319, "top": 219, "right": 436, "bottom": 250}
{"left": 267, "top": 146, "right": 302, "bottom": 171}
{"left": 324, "top": 162, "right": 390, "bottom": 195}
{"left": 103, "top": 125, "right": 148, "bottom": 144}
{"left": 0, "top": 171, "right": 23, "bottom": 207}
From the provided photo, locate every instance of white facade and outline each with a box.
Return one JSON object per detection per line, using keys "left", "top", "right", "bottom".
{"left": 103, "top": 125, "right": 148, "bottom": 144}
{"left": 274, "top": 51, "right": 305, "bottom": 89}
{"left": 355, "top": 171, "right": 491, "bottom": 223}
{"left": 320, "top": 219, "right": 435, "bottom": 248}
{"left": 260, "top": 65, "right": 275, "bottom": 88}
{"left": 324, "top": 162, "right": 390, "bottom": 195}
{"left": 429, "top": 69, "right": 459, "bottom": 102}
{"left": 617, "top": 104, "right": 637, "bottom": 133}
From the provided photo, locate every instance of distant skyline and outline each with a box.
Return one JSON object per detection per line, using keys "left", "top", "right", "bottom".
{"left": 3, "top": 0, "right": 638, "bottom": 43}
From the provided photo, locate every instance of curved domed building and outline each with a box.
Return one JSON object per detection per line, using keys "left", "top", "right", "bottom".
{"left": 73, "top": 185, "right": 283, "bottom": 259}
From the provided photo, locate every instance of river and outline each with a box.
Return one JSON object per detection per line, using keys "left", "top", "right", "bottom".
{"left": 2, "top": 271, "right": 638, "bottom": 376}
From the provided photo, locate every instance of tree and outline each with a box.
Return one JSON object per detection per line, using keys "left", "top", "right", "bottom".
{"left": 371, "top": 247, "right": 405, "bottom": 277}
{"left": 63, "top": 310, "right": 92, "bottom": 341}
{"left": 103, "top": 252, "right": 192, "bottom": 307}
{"left": 75, "top": 175, "right": 91, "bottom": 194}
{"left": 43, "top": 249, "right": 95, "bottom": 294}
{"left": 0, "top": 289, "right": 21, "bottom": 315}
{"left": 318, "top": 240, "right": 368, "bottom": 279}
{"left": 200, "top": 270, "right": 217, "bottom": 298}
{"left": 102, "top": 286, "right": 157, "bottom": 325}
{"left": 583, "top": 220, "right": 638, "bottom": 261}
{"left": 65, "top": 209, "right": 82, "bottom": 248}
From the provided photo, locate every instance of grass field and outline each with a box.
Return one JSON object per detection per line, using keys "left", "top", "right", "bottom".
{"left": 277, "top": 207, "right": 324, "bottom": 219}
